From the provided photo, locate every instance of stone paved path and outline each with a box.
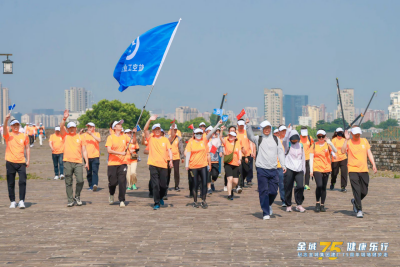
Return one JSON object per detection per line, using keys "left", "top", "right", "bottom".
{"left": 0, "top": 142, "right": 399, "bottom": 266}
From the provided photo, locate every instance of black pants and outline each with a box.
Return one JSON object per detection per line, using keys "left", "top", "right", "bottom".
{"left": 314, "top": 172, "right": 330, "bottom": 204}
{"left": 331, "top": 159, "right": 348, "bottom": 188}
{"left": 208, "top": 163, "right": 220, "bottom": 183}
{"left": 149, "top": 165, "right": 168, "bottom": 205}
{"left": 167, "top": 159, "right": 180, "bottom": 189}
{"left": 239, "top": 157, "right": 251, "bottom": 187}
{"left": 224, "top": 173, "right": 227, "bottom": 186}
{"left": 108, "top": 164, "right": 127, "bottom": 202}
{"left": 6, "top": 161, "right": 27, "bottom": 202}
{"left": 191, "top": 167, "right": 208, "bottom": 203}
{"left": 305, "top": 160, "right": 311, "bottom": 186}
{"left": 283, "top": 169, "right": 304, "bottom": 206}
{"left": 349, "top": 172, "right": 369, "bottom": 211}
{"left": 29, "top": 135, "right": 34, "bottom": 145}
{"left": 188, "top": 170, "right": 194, "bottom": 196}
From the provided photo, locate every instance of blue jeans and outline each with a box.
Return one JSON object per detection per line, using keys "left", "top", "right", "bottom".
{"left": 87, "top": 157, "right": 100, "bottom": 188}
{"left": 277, "top": 168, "right": 285, "bottom": 202}
{"left": 256, "top": 167, "right": 279, "bottom": 217}
{"left": 52, "top": 153, "right": 64, "bottom": 176}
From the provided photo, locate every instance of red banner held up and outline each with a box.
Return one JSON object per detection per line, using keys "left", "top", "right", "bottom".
{"left": 236, "top": 109, "right": 246, "bottom": 120}
{"left": 210, "top": 145, "right": 217, "bottom": 154}
{"left": 188, "top": 124, "right": 194, "bottom": 130}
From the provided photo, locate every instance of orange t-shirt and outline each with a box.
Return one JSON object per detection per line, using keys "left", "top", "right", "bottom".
{"left": 49, "top": 134, "right": 65, "bottom": 154}
{"left": 4, "top": 132, "right": 29, "bottom": 163}
{"left": 27, "top": 127, "right": 35, "bottom": 136}
{"left": 147, "top": 136, "right": 171, "bottom": 168}
{"left": 39, "top": 129, "right": 44, "bottom": 135}
{"left": 83, "top": 132, "right": 100, "bottom": 158}
{"left": 300, "top": 136, "right": 314, "bottom": 161}
{"left": 186, "top": 137, "right": 208, "bottom": 169}
{"left": 223, "top": 137, "right": 240, "bottom": 166}
{"left": 105, "top": 134, "right": 129, "bottom": 166}
{"left": 63, "top": 133, "right": 85, "bottom": 163}
{"left": 312, "top": 142, "right": 332, "bottom": 173}
{"left": 126, "top": 142, "right": 139, "bottom": 164}
{"left": 346, "top": 138, "right": 370, "bottom": 172}
{"left": 237, "top": 130, "right": 251, "bottom": 157}
{"left": 170, "top": 136, "right": 181, "bottom": 160}
{"left": 277, "top": 139, "right": 284, "bottom": 168}
{"left": 332, "top": 137, "right": 347, "bottom": 162}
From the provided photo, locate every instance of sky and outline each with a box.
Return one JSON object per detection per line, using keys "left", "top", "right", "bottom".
{"left": 0, "top": 0, "right": 399, "bottom": 117}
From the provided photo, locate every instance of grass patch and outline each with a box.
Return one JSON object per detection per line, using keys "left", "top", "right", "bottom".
{"left": 0, "top": 173, "right": 42, "bottom": 181}
{"left": 394, "top": 174, "right": 400, "bottom": 179}
{"left": 101, "top": 153, "right": 105, "bottom": 156}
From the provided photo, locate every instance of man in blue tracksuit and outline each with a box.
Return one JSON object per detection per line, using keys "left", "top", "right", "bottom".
{"left": 245, "top": 118, "right": 286, "bottom": 220}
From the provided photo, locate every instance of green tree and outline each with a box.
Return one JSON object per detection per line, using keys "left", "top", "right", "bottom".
{"left": 360, "top": 120, "right": 374, "bottom": 129}
{"left": 377, "top": 119, "right": 399, "bottom": 129}
{"left": 77, "top": 99, "right": 150, "bottom": 130}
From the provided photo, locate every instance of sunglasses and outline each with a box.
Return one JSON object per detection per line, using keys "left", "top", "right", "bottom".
{"left": 317, "top": 135, "right": 326, "bottom": 139}
{"left": 195, "top": 133, "right": 202, "bottom": 136}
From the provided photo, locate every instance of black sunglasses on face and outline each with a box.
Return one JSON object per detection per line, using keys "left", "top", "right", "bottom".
{"left": 317, "top": 135, "right": 326, "bottom": 139}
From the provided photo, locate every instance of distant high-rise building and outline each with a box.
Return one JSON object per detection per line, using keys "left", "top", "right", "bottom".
{"left": 298, "top": 116, "right": 312, "bottom": 128}
{"left": 175, "top": 106, "right": 199, "bottom": 123}
{"left": 21, "top": 114, "right": 34, "bottom": 124}
{"left": 11, "top": 112, "right": 22, "bottom": 122}
{"left": 0, "top": 85, "right": 11, "bottom": 124}
{"left": 388, "top": 91, "right": 400, "bottom": 123}
{"left": 363, "top": 110, "right": 385, "bottom": 125}
{"left": 326, "top": 112, "right": 333, "bottom": 123}
{"left": 264, "top": 88, "right": 283, "bottom": 126}
{"left": 319, "top": 104, "right": 326, "bottom": 122}
{"left": 244, "top": 107, "right": 258, "bottom": 125}
{"left": 65, "top": 87, "right": 92, "bottom": 112}
{"left": 302, "top": 105, "right": 320, "bottom": 128}
{"left": 336, "top": 89, "right": 355, "bottom": 124}
{"left": 283, "top": 95, "right": 308, "bottom": 125}
{"left": 226, "top": 110, "right": 237, "bottom": 125}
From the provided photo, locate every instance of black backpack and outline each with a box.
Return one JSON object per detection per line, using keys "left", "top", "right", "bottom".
{"left": 256, "top": 135, "right": 279, "bottom": 159}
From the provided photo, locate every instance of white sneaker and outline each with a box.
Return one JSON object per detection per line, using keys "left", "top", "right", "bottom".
{"left": 237, "top": 187, "right": 243, "bottom": 194}
{"left": 18, "top": 200, "right": 25, "bottom": 209}
{"left": 9, "top": 201, "right": 17, "bottom": 208}
{"left": 54, "top": 176, "right": 59, "bottom": 180}
{"left": 223, "top": 186, "right": 228, "bottom": 192}
{"left": 60, "top": 175, "right": 65, "bottom": 180}
{"left": 109, "top": 195, "right": 114, "bottom": 205}
{"left": 269, "top": 206, "right": 273, "bottom": 215}
{"left": 263, "top": 215, "right": 270, "bottom": 220}
{"left": 93, "top": 185, "right": 98, "bottom": 191}
{"left": 120, "top": 201, "right": 125, "bottom": 208}
{"left": 357, "top": 210, "right": 363, "bottom": 218}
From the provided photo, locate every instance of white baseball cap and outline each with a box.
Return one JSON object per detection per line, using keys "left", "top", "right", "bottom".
{"left": 55, "top": 126, "right": 61, "bottom": 131}
{"left": 317, "top": 130, "right": 327, "bottom": 136}
{"left": 237, "top": 120, "right": 245, "bottom": 126}
{"left": 351, "top": 127, "right": 362, "bottom": 135}
{"left": 67, "top": 122, "right": 77, "bottom": 128}
{"left": 206, "top": 126, "right": 213, "bottom": 132}
{"left": 10, "top": 120, "right": 20, "bottom": 126}
{"left": 86, "top": 122, "right": 95, "bottom": 127}
{"left": 124, "top": 129, "right": 132, "bottom": 133}
{"left": 336, "top": 127, "right": 344, "bottom": 132}
{"left": 199, "top": 122, "right": 206, "bottom": 127}
{"left": 260, "top": 120, "right": 272, "bottom": 128}
{"left": 279, "top": 125, "right": 287, "bottom": 131}
{"left": 152, "top": 123, "right": 161, "bottom": 130}
{"left": 112, "top": 120, "right": 124, "bottom": 129}
{"left": 229, "top": 131, "right": 237, "bottom": 137}
{"left": 300, "top": 129, "right": 308, "bottom": 136}
{"left": 273, "top": 129, "right": 279, "bottom": 134}
{"left": 170, "top": 124, "right": 178, "bottom": 129}
{"left": 194, "top": 128, "right": 203, "bottom": 134}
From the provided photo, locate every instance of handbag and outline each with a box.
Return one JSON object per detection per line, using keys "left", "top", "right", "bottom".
{"left": 224, "top": 141, "right": 236, "bottom": 164}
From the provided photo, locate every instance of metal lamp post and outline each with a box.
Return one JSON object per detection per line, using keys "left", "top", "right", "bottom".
{"left": 1, "top": 54, "right": 13, "bottom": 74}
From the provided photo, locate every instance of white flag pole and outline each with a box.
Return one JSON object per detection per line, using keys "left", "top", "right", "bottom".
{"left": 134, "top": 19, "right": 182, "bottom": 128}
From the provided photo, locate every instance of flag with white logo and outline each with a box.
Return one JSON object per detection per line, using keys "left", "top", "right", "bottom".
{"left": 213, "top": 109, "right": 223, "bottom": 116}
{"left": 113, "top": 20, "right": 181, "bottom": 92}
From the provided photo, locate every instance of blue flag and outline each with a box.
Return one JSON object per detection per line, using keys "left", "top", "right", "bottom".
{"left": 8, "top": 104, "right": 15, "bottom": 111}
{"left": 213, "top": 109, "right": 223, "bottom": 116}
{"left": 222, "top": 115, "right": 229, "bottom": 122}
{"left": 114, "top": 20, "right": 181, "bottom": 92}
{"left": 136, "top": 125, "right": 141, "bottom": 131}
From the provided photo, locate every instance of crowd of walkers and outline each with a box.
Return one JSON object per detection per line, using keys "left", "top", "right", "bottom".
{"left": 2, "top": 109, "right": 377, "bottom": 219}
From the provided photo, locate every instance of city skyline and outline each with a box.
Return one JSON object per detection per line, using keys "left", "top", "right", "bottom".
{"left": 1, "top": 1, "right": 399, "bottom": 115}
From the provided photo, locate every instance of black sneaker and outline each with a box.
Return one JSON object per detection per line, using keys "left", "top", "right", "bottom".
{"left": 227, "top": 195, "right": 233, "bottom": 200}
{"left": 201, "top": 201, "right": 208, "bottom": 209}
{"left": 175, "top": 186, "right": 180, "bottom": 192}
{"left": 149, "top": 193, "right": 153, "bottom": 198}
{"left": 247, "top": 181, "right": 253, "bottom": 186}
{"left": 207, "top": 189, "right": 212, "bottom": 195}
{"left": 320, "top": 205, "right": 326, "bottom": 212}
{"left": 163, "top": 196, "right": 168, "bottom": 200}
{"left": 315, "top": 203, "right": 320, "bottom": 212}
{"left": 351, "top": 199, "right": 357, "bottom": 213}
{"left": 330, "top": 184, "right": 335, "bottom": 190}
{"left": 192, "top": 202, "right": 199, "bottom": 208}
{"left": 211, "top": 183, "right": 215, "bottom": 191}
{"left": 341, "top": 187, "right": 347, "bottom": 193}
